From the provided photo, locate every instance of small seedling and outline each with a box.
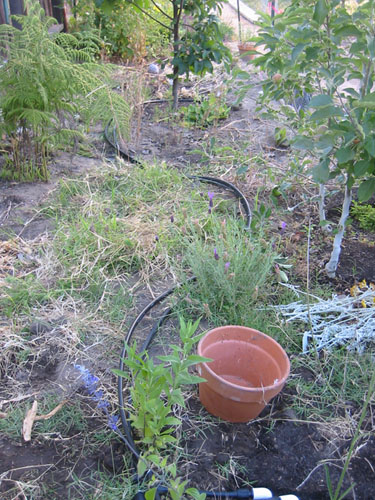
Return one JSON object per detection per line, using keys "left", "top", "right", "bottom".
{"left": 114, "top": 317, "right": 210, "bottom": 477}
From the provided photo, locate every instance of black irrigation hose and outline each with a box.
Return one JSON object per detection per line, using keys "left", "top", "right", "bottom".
{"left": 117, "top": 277, "right": 197, "bottom": 461}
{"left": 104, "top": 122, "right": 252, "bottom": 229}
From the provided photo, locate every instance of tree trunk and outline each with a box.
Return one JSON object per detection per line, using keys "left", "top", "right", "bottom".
{"left": 172, "top": 65, "right": 179, "bottom": 110}
{"left": 325, "top": 185, "right": 352, "bottom": 278}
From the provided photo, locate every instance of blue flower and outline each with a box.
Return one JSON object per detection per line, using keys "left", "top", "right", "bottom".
{"left": 75, "top": 365, "right": 117, "bottom": 432}
{"left": 108, "top": 415, "right": 119, "bottom": 431}
{"left": 208, "top": 191, "right": 214, "bottom": 213}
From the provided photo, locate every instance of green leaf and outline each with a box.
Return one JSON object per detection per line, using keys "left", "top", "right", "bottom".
{"left": 291, "top": 43, "right": 305, "bottom": 63}
{"left": 313, "top": 0, "right": 329, "bottom": 25}
{"left": 164, "top": 416, "right": 181, "bottom": 426}
{"left": 361, "top": 91, "right": 375, "bottom": 102}
{"left": 317, "top": 134, "right": 335, "bottom": 154}
{"left": 292, "top": 135, "right": 314, "bottom": 150}
{"left": 354, "top": 160, "right": 371, "bottom": 177}
{"left": 237, "top": 164, "right": 249, "bottom": 174}
{"left": 335, "top": 147, "right": 355, "bottom": 164}
{"left": 309, "top": 94, "right": 333, "bottom": 107}
{"left": 310, "top": 106, "right": 344, "bottom": 121}
{"left": 145, "top": 488, "right": 157, "bottom": 500}
{"left": 96, "top": 0, "right": 119, "bottom": 14}
{"left": 320, "top": 219, "right": 333, "bottom": 227}
{"left": 312, "top": 159, "right": 330, "bottom": 184}
{"left": 334, "top": 25, "right": 362, "bottom": 37}
{"left": 175, "top": 373, "right": 207, "bottom": 385}
{"left": 185, "top": 354, "right": 212, "bottom": 365}
{"left": 278, "top": 270, "right": 288, "bottom": 283}
{"left": 305, "top": 46, "right": 320, "bottom": 60}
{"left": 358, "top": 178, "right": 375, "bottom": 201}
{"left": 112, "top": 368, "right": 129, "bottom": 378}
{"left": 137, "top": 459, "right": 149, "bottom": 479}
{"left": 342, "top": 87, "right": 360, "bottom": 98}
{"left": 364, "top": 137, "right": 375, "bottom": 157}
{"left": 186, "top": 489, "right": 207, "bottom": 500}
{"left": 356, "top": 101, "right": 375, "bottom": 110}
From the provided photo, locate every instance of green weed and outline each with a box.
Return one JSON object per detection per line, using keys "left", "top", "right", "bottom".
{"left": 181, "top": 93, "right": 230, "bottom": 129}
{"left": 351, "top": 201, "right": 375, "bottom": 231}
{"left": 289, "top": 350, "right": 375, "bottom": 420}
{"left": 0, "top": 275, "right": 52, "bottom": 317}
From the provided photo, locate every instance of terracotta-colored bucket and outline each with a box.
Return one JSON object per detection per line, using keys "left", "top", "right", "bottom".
{"left": 197, "top": 326, "right": 290, "bottom": 423}
{"left": 238, "top": 42, "right": 256, "bottom": 62}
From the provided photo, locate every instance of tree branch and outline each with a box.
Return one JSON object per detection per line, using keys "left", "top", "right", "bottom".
{"left": 150, "top": 0, "right": 173, "bottom": 21}
{"left": 125, "top": 0, "right": 173, "bottom": 31}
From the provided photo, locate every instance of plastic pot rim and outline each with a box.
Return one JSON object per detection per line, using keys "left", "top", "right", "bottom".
{"left": 198, "top": 325, "right": 290, "bottom": 393}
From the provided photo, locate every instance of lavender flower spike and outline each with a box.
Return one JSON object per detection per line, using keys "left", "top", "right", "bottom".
{"left": 224, "top": 262, "right": 230, "bottom": 272}
{"left": 208, "top": 191, "right": 214, "bottom": 208}
{"left": 108, "top": 415, "right": 119, "bottom": 431}
{"left": 75, "top": 365, "right": 117, "bottom": 433}
{"left": 214, "top": 248, "right": 219, "bottom": 260}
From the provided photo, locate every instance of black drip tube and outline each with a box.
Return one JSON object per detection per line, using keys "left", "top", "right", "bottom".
{"left": 104, "top": 121, "right": 252, "bottom": 229}
{"left": 106, "top": 122, "right": 297, "bottom": 500}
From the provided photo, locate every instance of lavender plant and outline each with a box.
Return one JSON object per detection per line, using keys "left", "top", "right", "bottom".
{"left": 182, "top": 215, "right": 278, "bottom": 325}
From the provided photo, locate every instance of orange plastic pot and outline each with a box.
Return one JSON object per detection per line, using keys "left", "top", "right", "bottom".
{"left": 197, "top": 326, "right": 290, "bottom": 423}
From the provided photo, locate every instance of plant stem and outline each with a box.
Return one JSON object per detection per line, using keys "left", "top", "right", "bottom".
{"left": 318, "top": 183, "right": 331, "bottom": 232}
{"left": 172, "top": 0, "right": 184, "bottom": 110}
{"left": 332, "top": 368, "right": 375, "bottom": 500}
{"left": 325, "top": 184, "right": 352, "bottom": 278}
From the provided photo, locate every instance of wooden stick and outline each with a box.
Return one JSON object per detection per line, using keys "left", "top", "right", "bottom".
{"left": 22, "top": 400, "right": 38, "bottom": 442}
{"left": 34, "top": 400, "right": 68, "bottom": 421}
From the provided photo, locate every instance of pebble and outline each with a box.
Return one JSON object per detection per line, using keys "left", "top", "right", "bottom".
{"left": 148, "top": 63, "right": 160, "bottom": 74}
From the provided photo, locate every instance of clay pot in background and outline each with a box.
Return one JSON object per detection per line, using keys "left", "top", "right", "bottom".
{"left": 237, "top": 42, "right": 256, "bottom": 62}
{"left": 197, "top": 326, "right": 290, "bottom": 423}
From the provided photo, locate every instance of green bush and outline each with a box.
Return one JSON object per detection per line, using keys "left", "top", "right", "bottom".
{"left": 351, "top": 201, "right": 375, "bottom": 231}
{"left": 70, "top": 0, "right": 171, "bottom": 59}
{"left": 181, "top": 93, "right": 230, "bottom": 128}
{"left": 182, "top": 216, "right": 277, "bottom": 325}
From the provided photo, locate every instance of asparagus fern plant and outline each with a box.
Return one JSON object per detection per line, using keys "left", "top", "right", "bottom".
{"left": 0, "top": 0, "right": 131, "bottom": 180}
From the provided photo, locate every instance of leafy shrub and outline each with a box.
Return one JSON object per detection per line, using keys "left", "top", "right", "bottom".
{"left": 70, "top": 0, "right": 171, "bottom": 60}
{"left": 181, "top": 93, "right": 230, "bottom": 128}
{"left": 0, "top": 0, "right": 131, "bottom": 180}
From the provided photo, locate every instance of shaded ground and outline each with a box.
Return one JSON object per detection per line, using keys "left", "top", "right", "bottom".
{"left": 1, "top": 65, "right": 375, "bottom": 499}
